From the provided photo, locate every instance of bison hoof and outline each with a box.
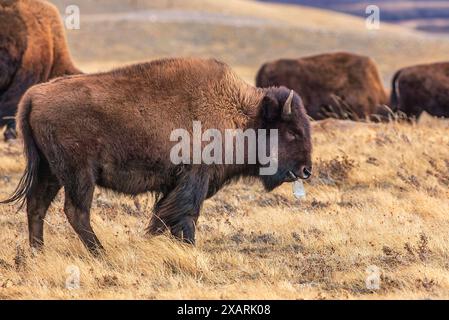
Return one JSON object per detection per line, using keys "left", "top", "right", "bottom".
{"left": 4, "top": 127, "right": 17, "bottom": 142}
{"left": 170, "top": 219, "right": 196, "bottom": 245}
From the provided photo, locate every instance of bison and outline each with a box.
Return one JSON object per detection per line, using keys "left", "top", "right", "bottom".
{"left": 391, "top": 62, "right": 449, "bottom": 118}
{"left": 0, "top": 0, "right": 81, "bottom": 141}
{"left": 256, "top": 52, "right": 388, "bottom": 120}
{"left": 2, "top": 58, "right": 312, "bottom": 255}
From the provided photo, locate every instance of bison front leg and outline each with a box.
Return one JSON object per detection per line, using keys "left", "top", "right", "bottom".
{"left": 147, "top": 168, "right": 210, "bottom": 244}
{"left": 0, "top": 70, "right": 40, "bottom": 142}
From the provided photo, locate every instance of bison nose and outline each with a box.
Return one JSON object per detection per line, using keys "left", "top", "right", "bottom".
{"left": 300, "top": 166, "right": 312, "bottom": 180}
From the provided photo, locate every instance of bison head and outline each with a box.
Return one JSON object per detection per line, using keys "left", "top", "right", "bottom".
{"left": 258, "top": 86, "right": 312, "bottom": 191}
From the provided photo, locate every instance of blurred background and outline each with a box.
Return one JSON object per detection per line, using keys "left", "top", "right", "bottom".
{"left": 50, "top": 0, "right": 449, "bottom": 87}
{"left": 260, "top": 0, "right": 449, "bottom": 34}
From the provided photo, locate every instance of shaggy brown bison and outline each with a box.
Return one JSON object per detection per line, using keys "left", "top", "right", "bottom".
{"left": 2, "top": 58, "right": 312, "bottom": 254}
{"left": 256, "top": 52, "right": 388, "bottom": 120}
{"left": 391, "top": 62, "right": 449, "bottom": 118}
{"left": 0, "top": 0, "right": 81, "bottom": 141}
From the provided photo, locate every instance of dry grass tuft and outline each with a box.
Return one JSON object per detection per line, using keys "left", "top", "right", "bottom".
{"left": 314, "top": 155, "right": 357, "bottom": 186}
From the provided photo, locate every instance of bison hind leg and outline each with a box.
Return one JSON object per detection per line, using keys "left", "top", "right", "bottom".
{"left": 62, "top": 168, "right": 104, "bottom": 255}
{"left": 26, "top": 162, "right": 61, "bottom": 250}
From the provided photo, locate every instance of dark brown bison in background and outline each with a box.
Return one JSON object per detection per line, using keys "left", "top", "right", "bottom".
{"left": 256, "top": 52, "right": 388, "bottom": 121}
{"left": 0, "top": 0, "right": 81, "bottom": 141}
{"left": 391, "top": 62, "right": 449, "bottom": 118}
{"left": 2, "top": 58, "right": 312, "bottom": 254}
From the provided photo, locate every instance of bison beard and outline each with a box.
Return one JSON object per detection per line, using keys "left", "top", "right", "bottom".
{"left": 1, "top": 58, "right": 312, "bottom": 255}
{"left": 0, "top": 0, "right": 81, "bottom": 141}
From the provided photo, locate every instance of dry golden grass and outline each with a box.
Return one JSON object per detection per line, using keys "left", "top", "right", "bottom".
{"left": 0, "top": 116, "right": 448, "bottom": 299}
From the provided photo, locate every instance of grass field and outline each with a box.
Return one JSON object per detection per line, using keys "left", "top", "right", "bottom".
{"left": 1, "top": 117, "right": 448, "bottom": 299}
{"left": 0, "top": 0, "right": 448, "bottom": 299}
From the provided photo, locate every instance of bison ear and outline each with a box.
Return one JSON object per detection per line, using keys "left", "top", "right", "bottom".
{"left": 262, "top": 94, "right": 280, "bottom": 122}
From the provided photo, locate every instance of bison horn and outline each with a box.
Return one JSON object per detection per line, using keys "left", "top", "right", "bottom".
{"left": 282, "top": 90, "right": 294, "bottom": 118}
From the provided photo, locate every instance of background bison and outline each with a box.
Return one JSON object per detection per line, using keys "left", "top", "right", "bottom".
{"left": 256, "top": 52, "right": 388, "bottom": 121}
{"left": 3, "top": 58, "right": 312, "bottom": 254}
{"left": 0, "top": 0, "right": 81, "bottom": 141}
{"left": 391, "top": 62, "right": 449, "bottom": 118}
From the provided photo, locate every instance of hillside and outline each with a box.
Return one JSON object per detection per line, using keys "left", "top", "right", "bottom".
{"left": 50, "top": 0, "right": 449, "bottom": 84}
{"left": 259, "top": 0, "right": 449, "bottom": 34}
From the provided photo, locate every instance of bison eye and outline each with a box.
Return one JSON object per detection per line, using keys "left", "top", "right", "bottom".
{"left": 286, "top": 130, "right": 300, "bottom": 141}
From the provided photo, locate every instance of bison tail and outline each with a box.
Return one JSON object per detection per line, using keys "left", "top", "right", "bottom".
{"left": 390, "top": 70, "right": 401, "bottom": 110}
{"left": 0, "top": 92, "right": 40, "bottom": 208}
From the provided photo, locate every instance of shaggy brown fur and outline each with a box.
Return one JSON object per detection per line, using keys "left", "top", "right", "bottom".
{"left": 391, "top": 62, "right": 449, "bottom": 118}
{"left": 2, "top": 58, "right": 312, "bottom": 254}
{"left": 0, "top": 0, "right": 81, "bottom": 141}
{"left": 256, "top": 52, "right": 388, "bottom": 120}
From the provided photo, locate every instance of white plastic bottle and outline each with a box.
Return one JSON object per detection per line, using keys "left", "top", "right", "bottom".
{"left": 292, "top": 180, "right": 306, "bottom": 199}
